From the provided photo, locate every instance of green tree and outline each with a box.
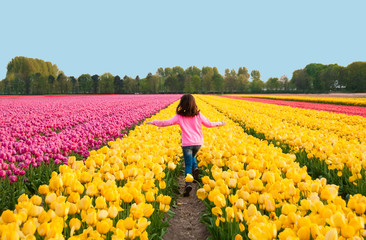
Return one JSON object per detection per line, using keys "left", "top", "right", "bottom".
{"left": 146, "top": 73, "right": 159, "bottom": 93}
{"left": 78, "top": 74, "right": 93, "bottom": 94}
{"left": 345, "top": 61, "right": 366, "bottom": 92}
{"left": 91, "top": 74, "right": 100, "bottom": 94}
{"left": 202, "top": 67, "right": 214, "bottom": 92}
{"left": 99, "top": 73, "right": 114, "bottom": 94}
{"left": 113, "top": 75, "right": 122, "bottom": 94}
{"left": 237, "top": 67, "right": 250, "bottom": 92}
{"left": 69, "top": 76, "right": 78, "bottom": 94}
{"left": 56, "top": 72, "right": 69, "bottom": 94}
{"left": 265, "top": 77, "right": 280, "bottom": 91}
{"left": 123, "top": 75, "right": 137, "bottom": 94}
{"left": 224, "top": 69, "right": 237, "bottom": 93}
{"left": 250, "top": 70, "right": 264, "bottom": 93}
{"left": 191, "top": 75, "right": 202, "bottom": 93}
{"left": 291, "top": 69, "right": 310, "bottom": 92}
{"left": 279, "top": 75, "right": 289, "bottom": 91}
{"left": 6, "top": 56, "right": 59, "bottom": 94}
{"left": 304, "top": 63, "right": 327, "bottom": 92}
{"left": 30, "top": 73, "right": 48, "bottom": 94}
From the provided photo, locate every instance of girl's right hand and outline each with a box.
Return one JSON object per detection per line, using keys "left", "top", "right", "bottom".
{"left": 145, "top": 121, "right": 152, "bottom": 125}
{"left": 221, "top": 121, "right": 226, "bottom": 126}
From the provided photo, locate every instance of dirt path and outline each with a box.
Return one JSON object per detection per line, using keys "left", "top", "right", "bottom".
{"left": 163, "top": 175, "right": 210, "bottom": 240}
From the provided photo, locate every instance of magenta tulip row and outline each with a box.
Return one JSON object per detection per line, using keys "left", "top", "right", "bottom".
{"left": 0, "top": 95, "right": 181, "bottom": 183}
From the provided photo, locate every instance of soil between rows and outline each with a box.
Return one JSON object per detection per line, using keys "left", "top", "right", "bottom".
{"left": 163, "top": 175, "right": 209, "bottom": 240}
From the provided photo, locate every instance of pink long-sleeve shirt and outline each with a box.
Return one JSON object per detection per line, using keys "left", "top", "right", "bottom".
{"left": 150, "top": 112, "right": 223, "bottom": 147}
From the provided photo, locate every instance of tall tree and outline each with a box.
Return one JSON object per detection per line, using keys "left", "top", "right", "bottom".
{"left": 224, "top": 69, "right": 237, "bottom": 93}
{"left": 99, "top": 73, "right": 114, "bottom": 94}
{"left": 91, "top": 75, "right": 100, "bottom": 94}
{"left": 291, "top": 69, "right": 310, "bottom": 92}
{"left": 304, "top": 63, "right": 326, "bottom": 92}
{"left": 265, "top": 77, "right": 280, "bottom": 91}
{"left": 237, "top": 67, "right": 250, "bottom": 92}
{"left": 202, "top": 67, "right": 214, "bottom": 92}
{"left": 250, "top": 70, "right": 264, "bottom": 93}
{"left": 279, "top": 75, "right": 289, "bottom": 91}
{"left": 345, "top": 61, "right": 366, "bottom": 92}
{"left": 78, "top": 74, "right": 93, "bottom": 94}
{"left": 146, "top": 73, "right": 159, "bottom": 93}
{"left": 113, "top": 75, "right": 122, "bottom": 94}
{"left": 69, "top": 76, "right": 78, "bottom": 94}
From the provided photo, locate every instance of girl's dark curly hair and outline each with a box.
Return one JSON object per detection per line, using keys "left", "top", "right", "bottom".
{"left": 176, "top": 94, "right": 200, "bottom": 117}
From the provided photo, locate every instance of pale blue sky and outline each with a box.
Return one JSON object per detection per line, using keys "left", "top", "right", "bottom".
{"left": 1, "top": 0, "right": 365, "bottom": 81}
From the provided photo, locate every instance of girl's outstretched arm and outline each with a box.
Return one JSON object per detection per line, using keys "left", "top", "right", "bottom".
{"left": 200, "top": 113, "right": 226, "bottom": 127}
{"left": 145, "top": 115, "right": 179, "bottom": 127}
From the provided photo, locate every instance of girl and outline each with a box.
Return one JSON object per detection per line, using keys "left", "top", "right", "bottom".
{"left": 145, "top": 94, "right": 226, "bottom": 197}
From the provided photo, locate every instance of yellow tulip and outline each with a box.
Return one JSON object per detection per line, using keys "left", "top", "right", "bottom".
{"left": 97, "top": 219, "right": 111, "bottom": 234}
{"left": 69, "top": 218, "right": 81, "bottom": 231}
{"left": 30, "top": 195, "right": 42, "bottom": 206}
{"left": 196, "top": 188, "right": 208, "bottom": 200}
{"left": 108, "top": 205, "right": 119, "bottom": 218}
{"left": 142, "top": 204, "right": 154, "bottom": 218}
{"left": 85, "top": 210, "right": 97, "bottom": 226}
{"left": 1, "top": 210, "right": 16, "bottom": 223}
{"left": 159, "top": 180, "right": 167, "bottom": 189}
{"left": 297, "top": 226, "right": 310, "bottom": 240}
{"left": 145, "top": 191, "right": 155, "bottom": 202}
{"left": 235, "top": 234, "right": 243, "bottom": 240}
{"left": 95, "top": 196, "right": 107, "bottom": 209}
{"left": 45, "top": 192, "right": 57, "bottom": 205}
{"left": 168, "top": 161, "right": 176, "bottom": 170}
{"left": 225, "top": 207, "right": 234, "bottom": 221}
{"left": 123, "top": 217, "right": 135, "bottom": 230}
{"left": 104, "top": 188, "right": 118, "bottom": 202}
{"left": 22, "top": 219, "right": 37, "bottom": 236}
{"left": 341, "top": 225, "right": 355, "bottom": 238}
{"left": 78, "top": 196, "right": 92, "bottom": 211}
{"left": 37, "top": 222, "right": 50, "bottom": 236}
{"left": 162, "top": 196, "right": 171, "bottom": 205}
{"left": 329, "top": 212, "right": 346, "bottom": 228}
{"left": 185, "top": 174, "right": 194, "bottom": 182}
{"left": 324, "top": 228, "right": 338, "bottom": 240}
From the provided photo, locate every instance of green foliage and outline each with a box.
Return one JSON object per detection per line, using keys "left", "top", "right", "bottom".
{"left": 100, "top": 72, "right": 115, "bottom": 94}
{"left": 290, "top": 61, "right": 366, "bottom": 92}
{"left": 5, "top": 56, "right": 59, "bottom": 94}
{"left": 2, "top": 57, "right": 365, "bottom": 95}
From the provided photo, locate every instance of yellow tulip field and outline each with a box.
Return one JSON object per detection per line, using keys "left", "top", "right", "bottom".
{"left": 231, "top": 95, "right": 366, "bottom": 106}
{"left": 200, "top": 95, "right": 366, "bottom": 197}
{"left": 1, "top": 95, "right": 366, "bottom": 239}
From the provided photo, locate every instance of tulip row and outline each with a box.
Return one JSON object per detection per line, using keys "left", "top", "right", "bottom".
{"left": 200, "top": 95, "right": 366, "bottom": 197}
{"left": 0, "top": 99, "right": 184, "bottom": 239}
{"left": 0, "top": 95, "right": 180, "bottom": 183}
{"left": 224, "top": 96, "right": 366, "bottom": 117}
{"left": 231, "top": 94, "right": 366, "bottom": 106}
{"left": 193, "top": 97, "right": 366, "bottom": 240}
{"left": 0, "top": 95, "right": 180, "bottom": 213}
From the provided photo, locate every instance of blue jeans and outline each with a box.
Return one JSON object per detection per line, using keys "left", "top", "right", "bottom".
{"left": 182, "top": 145, "right": 201, "bottom": 177}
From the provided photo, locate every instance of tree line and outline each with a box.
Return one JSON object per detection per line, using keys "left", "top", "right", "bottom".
{"left": 0, "top": 57, "right": 365, "bottom": 94}
{"left": 290, "top": 62, "right": 366, "bottom": 93}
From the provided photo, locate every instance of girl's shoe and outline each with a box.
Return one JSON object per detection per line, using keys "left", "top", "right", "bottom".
{"left": 193, "top": 167, "right": 200, "bottom": 182}
{"left": 183, "top": 183, "right": 192, "bottom": 197}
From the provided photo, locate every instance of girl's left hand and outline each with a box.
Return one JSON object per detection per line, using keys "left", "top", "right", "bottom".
{"left": 145, "top": 121, "right": 152, "bottom": 125}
